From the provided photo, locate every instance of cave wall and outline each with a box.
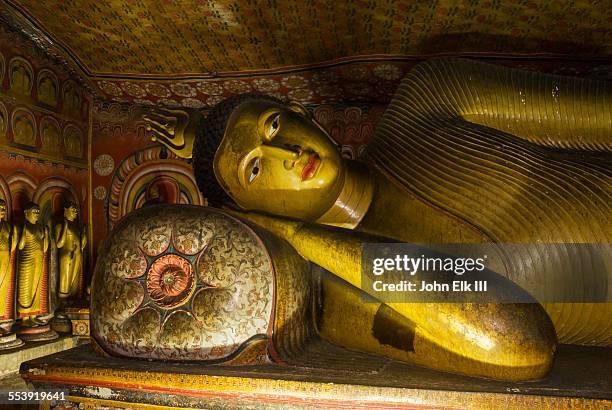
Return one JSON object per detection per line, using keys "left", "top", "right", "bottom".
{"left": 0, "top": 20, "right": 91, "bottom": 277}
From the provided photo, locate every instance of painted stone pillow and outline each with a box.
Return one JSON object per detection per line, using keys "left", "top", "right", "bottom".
{"left": 91, "top": 205, "right": 279, "bottom": 361}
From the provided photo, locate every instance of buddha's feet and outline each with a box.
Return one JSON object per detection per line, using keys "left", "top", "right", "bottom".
{"left": 17, "top": 324, "right": 59, "bottom": 342}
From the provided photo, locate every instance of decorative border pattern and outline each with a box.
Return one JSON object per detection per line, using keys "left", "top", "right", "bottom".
{"left": 23, "top": 365, "right": 610, "bottom": 410}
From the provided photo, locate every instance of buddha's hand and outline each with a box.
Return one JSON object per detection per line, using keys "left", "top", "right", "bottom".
{"left": 143, "top": 107, "right": 201, "bottom": 159}
{"left": 223, "top": 208, "right": 303, "bottom": 241}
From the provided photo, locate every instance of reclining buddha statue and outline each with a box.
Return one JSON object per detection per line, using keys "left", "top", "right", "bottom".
{"left": 93, "top": 57, "right": 611, "bottom": 382}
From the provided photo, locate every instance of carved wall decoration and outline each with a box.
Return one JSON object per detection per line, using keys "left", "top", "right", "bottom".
{"left": 37, "top": 69, "right": 59, "bottom": 107}
{"left": 63, "top": 124, "right": 82, "bottom": 158}
{"left": 0, "top": 17, "right": 91, "bottom": 286}
{"left": 11, "top": 108, "right": 36, "bottom": 147}
{"left": 39, "top": 116, "right": 61, "bottom": 155}
{"left": 62, "top": 80, "right": 81, "bottom": 117}
{"left": 0, "top": 102, "right": 7, "bottom": 141}
{"left": 93, "top": 154, "right": 114, "bottom": 176}
{"left": 8, "top": 57, "right": 33, "bottom": 97}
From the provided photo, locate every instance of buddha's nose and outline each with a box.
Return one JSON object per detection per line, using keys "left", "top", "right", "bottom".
{"left": 260, "top": 144, "right": 301, "bottom": 160}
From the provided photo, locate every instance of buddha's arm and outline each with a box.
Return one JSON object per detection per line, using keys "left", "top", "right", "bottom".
{"left": 55, "top": 223, "right": 66, "bottom": 249}
{"left": 17, "top": 227, "right": 25, "bottom": 251}
{"left": 11, "top": 226, "right": 17, "bottom": 252}
{"left": 43, "top": 227, "right": 49, "bottom": 253}
{"left": 81, "top": 225, "right": 87, "bottom": 250}
{"left": 404, "top": 58, "right": 612, "bottom": 151}
{"left": 230, "top": 210, "right": 556, "bottom": 380}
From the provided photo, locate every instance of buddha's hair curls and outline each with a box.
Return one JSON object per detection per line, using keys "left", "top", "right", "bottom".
{"left": 192, "top": 93, "right": 283, "bottom": 207}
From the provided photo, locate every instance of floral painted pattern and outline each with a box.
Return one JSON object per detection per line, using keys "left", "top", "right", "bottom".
{"left": 170, "top": 83, "right": 196, "bottom": 97}
{"left": 90, "top": 205, "right": 275, "bottom": 361}
{"left": 121, "top": 82, "right": 147, "bottom": 98}
{"left": 13, "top": 0, "right": 612, "bottom": 77}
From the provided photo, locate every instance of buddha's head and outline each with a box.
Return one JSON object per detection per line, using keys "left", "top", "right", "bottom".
{"left": 194, "top": 94, "right": 346, "bottom": 221}
{"left": 24, "top": 202, "right": 40, "bottom": 225}
{"left": 64, "top": 201, "right": 78, "bottom": 222}
{"left": 0, "top": 200, "right": 7, "bottom": 221}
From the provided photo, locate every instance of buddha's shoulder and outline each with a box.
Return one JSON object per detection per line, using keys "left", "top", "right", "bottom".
{"left": 403, "top": 57, "right": 504, "bottom": 82}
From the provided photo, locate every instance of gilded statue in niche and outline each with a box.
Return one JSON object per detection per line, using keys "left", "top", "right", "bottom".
{"left": 40, "top": 117, "right": 61, "bottom": 155}
{"left": 136, "top": 57, "right": 612, "bottom": 381}
{"left": 12, "top": 109, "right": 36, "bottom": 147}
{"left": 63, "top": 125, "right": 82, "bottom": 158}
{"left": 38, "top": 70, "right": 59, "bottom": 107}
{"left": 0, "top": 199, "right": 24, "bottom": 349}
{"left": 55, "top": 201, "right": 86, "bottom": 300}
{"left": 17, "top": 202, "right": 57, "bottom": 341}
{"left": 9, "top": 58, "right": 33, "bottom": 97}
{"left": 62, "top": 82, "right": 81, "bottom": 117}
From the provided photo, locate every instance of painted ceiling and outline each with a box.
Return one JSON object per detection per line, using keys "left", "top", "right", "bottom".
{"left": 4, "top": 0, "right": 612, "bottom": 108}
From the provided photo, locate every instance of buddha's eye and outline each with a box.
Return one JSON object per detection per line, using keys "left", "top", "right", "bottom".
{"left": 248, "top": 157, "right": 261, "bottom": 183}
{"left": 267, "top": 113, "right": 280, "bottom": 138}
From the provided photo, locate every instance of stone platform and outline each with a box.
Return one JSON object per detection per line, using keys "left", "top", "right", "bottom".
{"left": 19, "top": 340, "right": 612, "bottom": 409}
{"left": 0, "top": 336, "right": 81, "bottom": 378}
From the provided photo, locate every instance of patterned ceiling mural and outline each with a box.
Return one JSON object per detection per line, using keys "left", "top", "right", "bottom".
{"left": 7, "top": 0, "right": 612, "bottom": 76}
{"left": 4, "top": 0, "right": 612, "bottom": 109}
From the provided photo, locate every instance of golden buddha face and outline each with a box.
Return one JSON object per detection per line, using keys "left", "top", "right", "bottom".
{"left": 24, "top": 207, "right": 40, "bottom": 224}
{"left": 64, "top": 206, "right": 78, "bottom": 222}
{"left": 214, "top": 100, "right": 345, "bottom": 220}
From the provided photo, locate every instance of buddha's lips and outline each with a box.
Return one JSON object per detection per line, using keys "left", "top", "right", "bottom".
{"left": 301, "top": 154, "right": 320, "bottom": 181}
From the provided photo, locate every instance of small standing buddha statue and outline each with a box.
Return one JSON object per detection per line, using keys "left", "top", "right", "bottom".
{"left": 55, "top": 201, "right": 87, "bottom": 300}
{"left": 0, "top": 200, "right": 23, "bottom": 349}
{"left": 17, "top": 202, "right": 57, "bottom": 341}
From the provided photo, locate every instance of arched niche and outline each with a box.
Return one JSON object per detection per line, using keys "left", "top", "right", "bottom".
{"left": 6, "top": 172, "right": 37, "bottom": 224}
{"left": 0, "top": 102, "right": 8, "bottom": 142}
{"left": 37, "top": 69, "right": 59, "bottom": 107}
{"left": 11, "top": 108, "right": 37, "bottom": 148}
{"left": 39, "top": 116, "right": 62, "bottom": 155}
{"left": 0, "top": 174, "right": 12, "bottom": 221}
{"left": 62, "top": 80, "right": 81, "bottom": 117}
{"left": 33, "top": 177, "right": 80, "bottom": 227}
{"left": 107, "top": 147, "right": 203, "bottom": 229}
{"left": 9, "top": 57, "right": 33, "bottom": 97}
{"left": 63, "top": 124, "right": 83, "bottom": 159}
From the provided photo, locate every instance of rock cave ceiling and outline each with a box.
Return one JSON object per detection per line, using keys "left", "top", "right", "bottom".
{"left": 4, "top": 0, "right": 612, "bottom": 109}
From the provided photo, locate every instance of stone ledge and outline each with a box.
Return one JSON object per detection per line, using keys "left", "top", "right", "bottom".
{"left": 19, "top": 340, "right": 612, "bottom": 409}
{"left": 0, "top": 336, "right": 81, "bottom": 378}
